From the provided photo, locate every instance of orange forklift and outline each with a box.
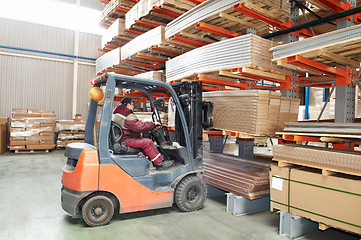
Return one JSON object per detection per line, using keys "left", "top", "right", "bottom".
{"left": 61, "top": 73, "right": 213, "bottom": 226}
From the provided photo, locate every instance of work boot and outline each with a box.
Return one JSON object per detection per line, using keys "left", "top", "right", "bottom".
{"left": 156, "top": 160, "right": 174, "bottom": 171}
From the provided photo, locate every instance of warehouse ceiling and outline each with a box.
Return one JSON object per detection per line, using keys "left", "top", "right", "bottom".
{"left": 0, "top": 0, "right": 106, "bottom": 35}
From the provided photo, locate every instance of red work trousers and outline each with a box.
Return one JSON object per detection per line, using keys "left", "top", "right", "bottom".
{"left": 124, "top": 138, "right": 164, "bottom": 165}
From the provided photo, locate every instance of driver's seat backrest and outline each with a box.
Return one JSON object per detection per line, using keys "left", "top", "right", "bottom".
{"left": 111, "top": 121, "right": 142, "bottom": 155}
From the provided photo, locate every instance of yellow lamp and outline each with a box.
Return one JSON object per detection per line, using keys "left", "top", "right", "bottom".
{"left": 89, "top": 87, "right": 104, "bottom": 102}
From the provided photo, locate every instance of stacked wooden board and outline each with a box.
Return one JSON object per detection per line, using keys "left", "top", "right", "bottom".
{"left": 166, "top": 34, "right": 290, "bottom": 83}
{"left": 165, "top": 0, "right": 290, "bottom": 50}
{"left": 101, "top": 0, "right": 137, "bottom": 26}
{"left": 125, "top": 0, "right": 196, "bottom": 32}
{"left": 202, "top": 90, "right": 300, "bottom": 137}
{"left": 278, "top": 122, "right": 361, "bottom": 139}
{"left": 135, "top": 71, "right": 165, "bottom": 82}
{"left": 273, "top": 144, "right": 361, "bottom": 176}
{"left": 271, "top": 144, "right": 361, "bottom": 235}
{"left": 102, "top": 19, "right": 139, "bottom": 51}
{"left": 96, "top": 48, "right": 146, "bottom": 75}
{"left": 121, "top": 26, "right": 170, "bottom": 70}
{"left": 271, "top": 24, "right": 361, "bottom": 72}
{"left": 56, "top": 115, "right": 86, "bottom": 148}
{"left": 9, "top": 108, "right": 55, "bottom": 151}
{"left": 204, "top": 151, "right": 271, "bottom": 200}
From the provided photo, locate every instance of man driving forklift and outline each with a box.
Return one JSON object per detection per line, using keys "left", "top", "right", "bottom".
{"left": 112, "top": 97, "right": 174, "bottom": 170}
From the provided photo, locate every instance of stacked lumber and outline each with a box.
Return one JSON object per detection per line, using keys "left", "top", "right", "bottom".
{"left": 121, "top": 26, "right": 170, "bottom": 70}
{"left": 279, "top": 122, "right": 361, "bottom": 139}
{"left": 96, "top": 48, "right": 145, "bottom": 76}
{"left": 273, "top": 144, "right": 361, "bottom": 176}
{"left": 203, "top": 151, "right": 271, "bottom": 200}
{"left": 166, "top": 34, "right": 290, "bottom": 83}
{"left": 96, "top": 48, "right": 121, "bottom": 74}
{"left": 165, "top": 0, "right": 290, "bottom": 50}
{"left": 134, "top": 111, "right": 168, "bottom": 126}
{"left": 101, "top": 0, "right": 136, "bottom": 26}
{"left": 135, "top": 71, "right": 165, "bottom": 82}
{"left": 102, "top": 19, "right": 139, "bottom": 50}
{"left": 125, "top": 0, "right": 196, "bottom": 32}
{"left": 271, "top": 24, "right": 361, "bottom": 71}
{"left": 202, "top": 90, "right": 299, "bottom": 137}
{"left": 56, "top": 114, "right": 86, "bottom": 148}
{"left": 9, "top": 108, "right": 55, "bottom": 151}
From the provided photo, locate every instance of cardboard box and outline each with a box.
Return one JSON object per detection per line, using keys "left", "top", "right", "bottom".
{"left": 26, "top": 144, "right": 54, "bottom": 150}
{"left": 0, "top": 124, "right": 7, "bottom": 154}
{"left": 270, "top": 165, "right": 361, "bottom": 235}
{"left": 9, "top": 145, "right": 26, "bottom": 150}
{"left": 0, "top": 117, "right": 8, "bottom": 124}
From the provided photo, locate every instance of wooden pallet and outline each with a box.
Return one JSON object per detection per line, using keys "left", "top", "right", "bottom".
{"left": 273, "top": 154, "right": 361, "bottom": 178}
{"left": 14, "top": 149, "right": 50, "bottom": 154}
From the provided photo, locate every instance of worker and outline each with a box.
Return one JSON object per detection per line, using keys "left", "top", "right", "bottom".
{"left": 112, "top": 98, "right": 174, "bottom": 170}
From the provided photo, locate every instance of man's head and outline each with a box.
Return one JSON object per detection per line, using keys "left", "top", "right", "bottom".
{"left": 121, "top": 97, "right": 134, "bottom": 111}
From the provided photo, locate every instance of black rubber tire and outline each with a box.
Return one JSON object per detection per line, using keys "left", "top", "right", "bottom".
{"left": 82, "top": 195, "right": 114, "bottom": 227}
{"left": 175, "top": 175, "right": 207, "bottom": 212}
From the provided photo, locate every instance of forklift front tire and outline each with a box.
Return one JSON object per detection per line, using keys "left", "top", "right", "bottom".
{"left": 82, "top": 195, "right": 114, "bottom": 227}
{"left": 175, "top": 175, "right": 207, "bottom": 212}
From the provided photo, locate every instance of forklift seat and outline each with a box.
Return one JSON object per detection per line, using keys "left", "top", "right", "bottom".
{"left": 110, "top": 121, "right": 142, "bottom": 155}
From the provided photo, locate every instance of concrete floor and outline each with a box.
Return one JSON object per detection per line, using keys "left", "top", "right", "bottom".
{"left": 0, "top": 150, "right": 360, "bottom": 240}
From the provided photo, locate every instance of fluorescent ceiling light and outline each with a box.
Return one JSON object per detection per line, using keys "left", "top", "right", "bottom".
{"left": 0, "top": 0, "right": 106, "bottom": 35}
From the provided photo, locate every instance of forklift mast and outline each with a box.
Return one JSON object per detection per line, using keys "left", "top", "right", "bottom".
{"left": 172, "top": 81, "right": 210, "bottom": 163}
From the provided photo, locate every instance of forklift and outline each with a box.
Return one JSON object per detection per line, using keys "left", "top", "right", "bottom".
{"left": 61, "top": 72, "right": 213, "bottom": 226}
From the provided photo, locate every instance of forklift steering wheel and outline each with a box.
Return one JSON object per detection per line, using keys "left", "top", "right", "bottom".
{"left": 110, "top": 121, "right": 123, "bottom": 144}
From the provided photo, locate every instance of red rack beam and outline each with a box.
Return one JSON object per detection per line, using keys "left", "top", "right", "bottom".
{"left": 124, "top": 28, "right": 143, "bottom": 35}
{"left": 100, "top": 0, "right": 109, "bottom": 4}
{"left": 106, "top": 16, "right": 117, "bottom": 21}
{"left": 122, "top": 59, "right": 162, "bottom": 69}
{"left": 135, "top": 20, "right": 160, "bottom": 28}
{"left": 196, "top": 22, "right": 241, "bottom": 38}
{"left": 98, "top": 48, "right": 110, "bottom": 53}
{"left": 233, "top": 3, "right": 315, "bottom": 37}
{"left": 231, "top": 68, "right": 284, "bottom": 84}
{"left": 112, "top": 65, "right": 145, "bottom": 73}
{"left": 313, "top": 0, "right": 350, "bottom": 12}
{"left": 170, "top": 35, "right": 207, "bottom": 47}
{"left": 152, "top": 6, "right": 181, "bottom": 18}
{"left": 151, "top": 45, "right": 182, "bottom": 56}
{"left": 114, "top": 36, "right": 130, "bottom": 42}
{"left": 105, "top": 44, "right": 121, "bottom": 49}
{"left": 286, "top": 55, "right": 350, "bottom": 85}
{"left": 134, "top": 54, "right": 167, "bottom": 63}
{"left": 194, "top": 77, "right": 249, "bottom": 89}
{"left": 116, "top": 7, "right": 129, "bottom": 13}
{"left": 185, "top": 0, "right": 205, "bottom": 4}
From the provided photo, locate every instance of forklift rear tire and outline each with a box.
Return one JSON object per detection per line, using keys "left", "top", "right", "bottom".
{"left": 82, "top": 195, "right": 114, "bottom": 227}
{"left": 175, "top": 175, "right": 207, "bottom": 212}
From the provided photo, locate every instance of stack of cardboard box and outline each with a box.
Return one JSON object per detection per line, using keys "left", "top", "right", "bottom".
{"left": 9, "top": 108, "right": 55, "bottom": 151}
{"left": 56, "top": 114, "right": 85, "bottom": 148}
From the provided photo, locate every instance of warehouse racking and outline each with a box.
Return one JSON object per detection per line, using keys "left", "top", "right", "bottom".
{"left": 96, "top": 0, "right": 361, "bottom": 237}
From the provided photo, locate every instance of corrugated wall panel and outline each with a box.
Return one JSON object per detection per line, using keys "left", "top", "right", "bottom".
{"left": 0, "top": 18, "right": 74, "bottom": 55}
{"left": 79, "top": 32, "right": 102, "bottom": 59}
{"left": 77, "top": 64, "right": 96, "bottom": 120}
{"left": 0, "top": 18, "right": 102, "bottom": 120}
{"left": 0, "top": 54, "right": 73, "bottom": 119}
